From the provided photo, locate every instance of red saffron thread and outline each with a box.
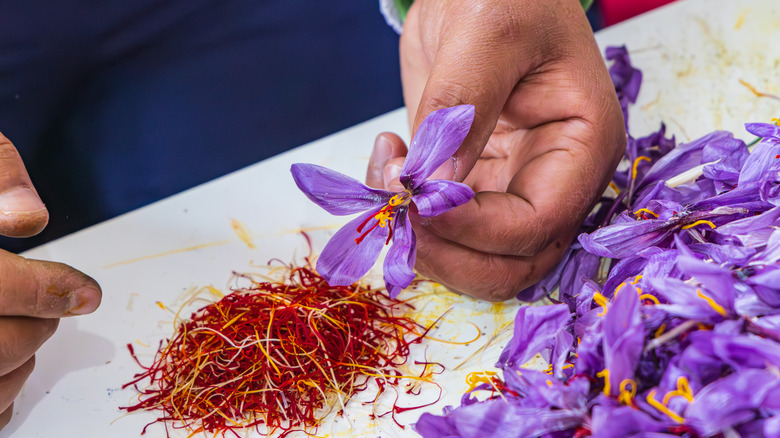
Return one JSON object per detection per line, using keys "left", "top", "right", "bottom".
{"left": 121, "top": 260, "right": 435, "bottom": 437}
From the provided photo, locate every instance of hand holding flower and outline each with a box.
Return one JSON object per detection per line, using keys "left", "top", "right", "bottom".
{"left": 291, "top": 105, "right": 475, "bottom": 297}
{"left": 367, "top": 0, "right": 626, "bottom": 300}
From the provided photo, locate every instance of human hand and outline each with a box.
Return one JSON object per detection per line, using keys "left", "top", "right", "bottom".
{"left": 0, "top": 133, "right": 102, "bottom": 428}
{"left": 367, "top": 0, "right": 626, "bottom": 300}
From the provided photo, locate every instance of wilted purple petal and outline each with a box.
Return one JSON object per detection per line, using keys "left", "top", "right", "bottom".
{"left": 641, "top": 131, "right": 723, "bottom": 187}
{"left": 685, "top": 369, "right": 780, "bottom": 436}
{"left": 764, "top": 416, "right": 780, "bottom": 437}
{"left": 316, "top": 210, "right": 388, "bottom": 286}
{"left": 739, "top": 134, "right": 780, "bottom": 185}
{"left": 650, "top": 277, "right": 732, "bottom": 323}
{"left": 401, "top": 105, "right": 475, "bottom": 188}
{"left": 606, "top": 45, "right": 642, "bottom": 129}
{"left": 291, "top": 163, "right": 389, "bottom": 215}
{"left": 712, "top": 205, "right": 780, "bottom": 247}
{"left": 558, "top": 249, "right": 601, "bottom": 306}
{"left": 417, "top": 399, "right": 584, "bottom": 438}
{"left": 590, "top": 402, "right": 668, "bottom": 437}
{"left": 504, "top": 369, "right": 588, "bottom": 410}
{"left": 413, "top": 180, "right": 475, "bottom": 217}
{"left": 701, "top": 133, "right": 749, "bottom": 191}
{"left": 383, "top": 212, "right": 416, "bottom": 298}
{"left": 578, "top": 217, "right": 674, "bottom": 259}
{"left": 497, "top": 304, "right": 572, "bottom": 369}
{"left": 745, "top": 122, "right": 780, "bottom": 140}
{"left": 632, "top": 181, "right": 683, "bottom": 211}
{"left": 603, "top": 285, "right": 644, "bottom": 394}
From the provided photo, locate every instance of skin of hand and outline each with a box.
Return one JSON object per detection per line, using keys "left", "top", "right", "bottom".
{"left": 0, "top": 133, "right": 102, "bottom": 428}
{"left": 366, "top": 0, "right": 626, "bottom": 301}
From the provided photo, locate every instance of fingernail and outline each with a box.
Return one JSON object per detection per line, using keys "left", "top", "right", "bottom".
{"left": 370, "top": 135, "right": 394, "bottom": 168}
{"left": 384, "top": 164, "right": 404, "bottom": 192}
{"left": 430, "top": 157, "right": 456, "bottom": 181}
{"left": 68, "top": 287, "right": 101, "bottom": 315}
{"left": 0, "top": 187, "right": 45, "bottom": 214}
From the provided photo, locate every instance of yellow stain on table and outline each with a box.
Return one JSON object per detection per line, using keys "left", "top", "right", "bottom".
{"left": 231, "top": 218, "right": 256, "bottom": 249}
{"left": 103, "top": 239, "right": 231, "bottom": 268}
{"left": 734, "top": 9, "right": 748, "bottom": 30}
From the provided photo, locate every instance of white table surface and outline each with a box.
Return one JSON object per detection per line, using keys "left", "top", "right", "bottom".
{"left": 5, "top": 0, "right": 779, "bottom": 436}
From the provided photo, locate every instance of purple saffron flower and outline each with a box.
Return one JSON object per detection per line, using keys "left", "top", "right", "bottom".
{"left": 602, "top": 285, "right": 644, "bottom": 396}
{"left": 496, "top": 304, "right": 572, "bottom": 372}
{"left": 685, "top": 369, "right": 780, "bottom": 436}
{"left": 606, "top": 45, "right": 642, "bottom": 129}
{"left": 291, "top": 105, "right": 475, "bottom": 297}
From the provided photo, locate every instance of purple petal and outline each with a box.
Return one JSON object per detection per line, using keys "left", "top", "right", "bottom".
{"left": 603, "top": 285, "right": 644, "bottom": 394}
{"left": 650, "top": 277, "right": 731, "bottom": 323}
{"left": 417, "top": 399, "right": 584, "bottom": 438}
{"left": 640, "top": 131, "right": 718, "bottom": 187}
{"left": 738, "top": 136, "right": 780, "bottom": 185}
{"left": 291, "top": 163, "right": 389, "bottom": 215}
{"left": 401, "top": 105, "right": 475, "bottom": 188}
{"left": 412, "top": 180, "right": 474, "bottom": 217}
{"left": 497, "top": 304, "right": 572, "bottom": 370}
{"left": 316, "top": 210, "right": 388, "bottom": 286}
{"left": 578, "top": 218, "right": 674, "bottom": 259}
{"left": 685, "top": 369, "right": 780, "bottom": 436}
{"left": 745, "top": 122, "right": 780, "bottom": 140}
{"left": 383, "top": 211, "right": 416, "bottom": 298}
{"left": 590, "top": 403, "right": 668, "bottom": 437}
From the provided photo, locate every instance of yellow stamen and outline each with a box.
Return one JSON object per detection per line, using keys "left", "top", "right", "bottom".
{"left": 681, "top": 220, "right": 716, "bottom": 230}
{"left": 633, "top": 208, "right": 659, "bottom": 218}
{"left": 663, "top": 377, "right": 694, "bottom": 404}
{"left": 632, "top": 156, "right": 652, "bottom": 180}
{"left": 618, "top": 379, "right": 637, "bottom": 405}
{"left": 647, "top": 389, "right": 685, "bottom": 424}
{"left": 374, "top": 209, "right": 393, "bottom": 227}
{"left": 608, "top": 181, "right": 620, "bottom": 193}
{"left": 654, "top": 323, "right": 667, "bottom": 338}
{"left": 465, "top": 371, "right": 497, "bottom": 393}
{"left": 388, "top": 194, "right": 404, "bottom": 206}
{"left": 593, "top": 292, "right": 609, "bottom": 316}
{"left": 614, "top": 282, "right": 626, "bottom": 296}
{"left": 156, "top": 301, "right": 166, "bottom": 310}
{"left": 696, "top": 289, "right": 728, "bottom": 316}
{"left": 773, "top": 117, "right": 780, "bottom": 126}
{"left": 597, "top": 369, "right": 610, "bottom": 395}
{"left": 562, "top": 364, "right": 574, "bottom": 370}
{"left": 546, "top": 379, "right": 554, "bottom": 387}
{"left": 632, "top": 274, "right": 643, "bottom": 284}
{"left": 543, "top": 363, "right": 554, "bottom": 375}
{"left": 639, "top": 294, "right": 660, "bottom": 305}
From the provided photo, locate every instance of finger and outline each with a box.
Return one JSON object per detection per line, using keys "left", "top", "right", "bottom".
{"left": 0, "top": 251, "right": 102, "bottom": 318}
{"left": 0, "top": 402, "right": 12, "bottom": 430}
{"left": 0, "top": 356, "right": 34, "bottom": 420}
{"left": 413, "top": 222, "right": 569, "bottom": 301}
{"left": 0, "top": 133, "right": 48, "bottom": 237}
{"left": 367, "top": 133, "right": 407, "bottom": 189}
{"left": 0, "top": 318, "right": 56, "bottom": 376}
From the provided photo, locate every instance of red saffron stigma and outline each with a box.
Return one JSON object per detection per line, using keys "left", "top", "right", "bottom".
{"left": 121, "top": 260, "right": 434, "bottom": 437}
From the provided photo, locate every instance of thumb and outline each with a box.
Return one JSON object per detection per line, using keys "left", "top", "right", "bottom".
{"left": 0, "top": 132, "right": 48, "bottom": 237}
{"left": 0, "top": 251, "right": 102, "bottom": 318}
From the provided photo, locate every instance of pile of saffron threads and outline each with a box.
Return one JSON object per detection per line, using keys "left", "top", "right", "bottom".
{"left": 121, "top": 262, "right": 433, "bottom": 437}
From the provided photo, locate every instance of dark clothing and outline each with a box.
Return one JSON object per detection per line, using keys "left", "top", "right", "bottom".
{"left": 0, "top": 0, "right": 402, "bottom": 251}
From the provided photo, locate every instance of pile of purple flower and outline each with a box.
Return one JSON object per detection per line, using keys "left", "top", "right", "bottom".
{"left": 415, "top": 47, "right": 780, "bottom": 437}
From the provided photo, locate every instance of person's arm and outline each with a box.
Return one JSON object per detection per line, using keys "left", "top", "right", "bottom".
{"left": 0, "top": 132, "right": 101, "bottom": 428}
{"left": 368, "top": 0, "right": 625, "bottom": 301}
